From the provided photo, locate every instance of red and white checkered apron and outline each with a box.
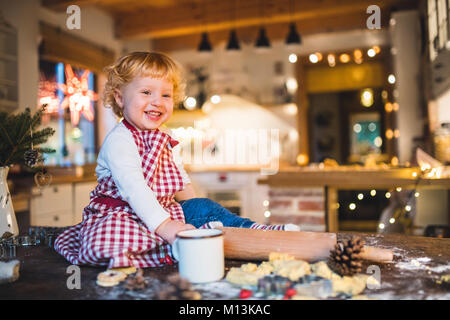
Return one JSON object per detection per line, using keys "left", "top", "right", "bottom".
{"left": 54, "top": 119, "right": 185, "bottom": 268}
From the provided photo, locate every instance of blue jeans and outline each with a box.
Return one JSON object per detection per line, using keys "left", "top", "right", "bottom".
{"left": 179, "top": 198, "right": 255, "bottom": 228}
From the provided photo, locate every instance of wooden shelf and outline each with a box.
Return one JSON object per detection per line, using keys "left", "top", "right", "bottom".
{"left": 0, "top": 78, "right": 16, "bottom": 86}
{"left": 0, "top": 52, "right": 17, "bottom": 62}
{"left": 0, "top": 98, "right": 18, "bottom": 110}
{"left": 260, "top": 167, "right": 450, "bottom": 190}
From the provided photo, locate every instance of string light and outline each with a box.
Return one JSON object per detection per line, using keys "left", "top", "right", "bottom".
{"left": 327, "top": 54, "right": 336, "bottom": 67}
{"left": 184, "top": 97, "right": 197, "bottom": 110}
{"left": 386, "top": 129, "right": 394, "bottom": 139}
{"left": 370, "top": 190, "right": 376, "bottom": 196}
{"left": 379, "top": 223, "right": 385, "bottom": 230}
{"left": 357, "top": 193, "right": 364, "bottom": 200}
{"left": 296, "top": 153, "right": 309, "bottom": 166}
{"left": 288, "top": 53, "right": 298, "bottom": 63}
{"left": 339, "top": 53, "right": 350, "bottom": 63}
{"left": 385, "top": 192, "right": 391, "bottom": 199}
{"left": 354, "top": 49, "right": 363, "bottom": 64}
{"left": 389, "top": 218, "right": 396, "bottom": 224}
{"left": 309, "top": 53, "right": 319, "bottom": 63}
{"left": 263, "top": 200, "right": 269, "bottom": 207}
{"left": 210, "top": 95, "right": 221, "bottom": 104}
{"left": 405, "top": 205, "right": 412, "bottom": 212}
{"left": 349, "top": 203, "right": 356, "bottom": 210}
{"left": 264, "top": 210, "right": 271, "bottom": 218}
{"left": 384, "top": 102, "right": 393, "bottom": 112}
{"left": 396, "top": 187, "right": 402, "bottom": 192}
{"left": 367, "top": 48, "right": 376, "bottom": 57}
{"left": 415, "top": 192, "right": 420, "bottom": 198}
{"left": 391, "top": 156, "right": 399, "bottom": 166}
{"left": 388, "top": 74, "right": 396, "bottom": 84}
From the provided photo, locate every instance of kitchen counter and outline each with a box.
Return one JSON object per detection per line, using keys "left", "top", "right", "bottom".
{"left": 1, "top": 231, "right": 449, "bottom": 300}
{"left": 259, "top": 166, "right": 450, "bottom": 233}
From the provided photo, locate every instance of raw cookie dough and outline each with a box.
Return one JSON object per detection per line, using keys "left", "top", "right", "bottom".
{"left": 271, "top": 259, "right": 311, "bottom": 281}
{"left": 332, "top": 274, "right": 369, "bottom": 296}
{"left": 311, "top": 261, "right": 374, "bottom": 296}
{"left": 311, "top": 261, "right": 340, "bottom": 280}
{"left": 241, "top": 262, "right": 273, "bottom": 276}
{"left": 225, "top": 252, "right": 374, "bottom": 298}
{"left": 225, "top": 267, "right": 263, "bottom": 286}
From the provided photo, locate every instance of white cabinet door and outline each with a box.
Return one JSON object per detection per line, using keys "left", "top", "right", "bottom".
{"left": 30, "top": 183, "right": 74, "bottom": 227}
{"left": 73, "top": 182, "right": 97, "bottom": 224}
{"left": 31, "top": 209, "right": 73, "bottom": 227}
{"left": 31, "top": 184, "right": 73, "bottom": 215}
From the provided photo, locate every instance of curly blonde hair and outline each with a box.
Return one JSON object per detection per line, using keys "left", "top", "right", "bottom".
{"left": 103, "top": 51, "right": 185, "bottom": 118}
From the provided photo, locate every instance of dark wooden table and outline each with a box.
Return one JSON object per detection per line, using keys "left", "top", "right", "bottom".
{"left": 1, "top": 233, "right": 449, "bottom": 300}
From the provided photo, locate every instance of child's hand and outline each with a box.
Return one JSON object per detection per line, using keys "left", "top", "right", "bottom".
{"left": 155, "top": 218, "right": 196, "bottom": 244}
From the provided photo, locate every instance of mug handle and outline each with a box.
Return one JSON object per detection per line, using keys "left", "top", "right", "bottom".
{"left": 171, "top": 238, "right": 179, "bottom": 261}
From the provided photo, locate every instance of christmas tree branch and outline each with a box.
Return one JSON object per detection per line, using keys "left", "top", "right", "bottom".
{"left": 0, "top": 105, "right": 55, "bottom": 167}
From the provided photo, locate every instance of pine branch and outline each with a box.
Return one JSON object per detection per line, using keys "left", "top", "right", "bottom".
{"left": 0, "top": 105, "right": 55, "bottom": 167}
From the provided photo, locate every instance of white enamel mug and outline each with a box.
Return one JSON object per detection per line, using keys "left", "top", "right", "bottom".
{"left": 171, "top": 228, "right": 224, "bottom": 283}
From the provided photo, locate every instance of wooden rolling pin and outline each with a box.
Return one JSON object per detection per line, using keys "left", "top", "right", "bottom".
{"left": 221, "top": 227, "right": 393, "bottom": 263}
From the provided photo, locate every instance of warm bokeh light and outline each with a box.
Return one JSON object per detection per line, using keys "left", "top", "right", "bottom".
{"left": 386, "top": 129, "right": 394, "bottom": 139}
{"left": 296, "top": 153, "right": 309, "bottom": 166}
{"left": 327, "top": 54, "right": 336, "bottom": 67}
{"left": 339, "top": 53, "right": 350, "bottom": 63}
{"left": 288, "top": 53, "right": 298, "bottom": 63}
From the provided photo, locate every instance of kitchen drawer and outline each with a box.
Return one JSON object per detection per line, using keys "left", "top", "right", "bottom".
{"left": 31, "top": 184, "right": 73, "bottom": 216}
{"left": 30, "top": 209, "right": 73, "bottom": 227}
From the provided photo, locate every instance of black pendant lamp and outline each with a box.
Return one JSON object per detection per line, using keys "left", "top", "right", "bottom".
{"left": 255, "top": 27, "right": 271, "bottom": 49}
{"left": 285, "top": 22, "right": 302, "bottom": 46}
{"left": 198, "top": 32, "right": 212, "bottom": 52}
{"left": 226, "top": 29, "right": 241, "bottom": 51}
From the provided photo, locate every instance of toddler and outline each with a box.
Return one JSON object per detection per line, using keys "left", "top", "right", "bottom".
{"left": 54, "top": 52, "right": 299, "bottom": 269}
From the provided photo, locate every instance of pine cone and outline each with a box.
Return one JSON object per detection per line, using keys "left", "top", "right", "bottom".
{"left": 156, "top": 273, "right": 202, "bottom": 300}
{"left": 24, "top": 149, "right": 40, "bottom": 167}
{"left": 123, "top": 268, "right": 148, "bottom": 290}
{"left": 328, "top": 236, "right": 365, "bottom": 276}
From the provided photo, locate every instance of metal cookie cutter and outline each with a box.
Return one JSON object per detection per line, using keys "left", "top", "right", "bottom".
{"left": 294, "top": 275, "right": 333, "bottom": 299}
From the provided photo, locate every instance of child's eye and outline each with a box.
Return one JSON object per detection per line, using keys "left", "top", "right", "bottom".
{"left": 163, "top": 94, "right": 172, "bottom": 98}
{"left": 142, "top": 90, "right": 151, "bottom": 95}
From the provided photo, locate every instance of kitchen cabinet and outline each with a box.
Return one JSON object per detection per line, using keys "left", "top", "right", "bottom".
{"left": 30, "top": 184, "right": 73, "bottom": 227}
{"left": 30, "top": 180, "right": 97, "bottom": 227}
{"left": 0, "top": 21, "right": 18, "bottom": 111}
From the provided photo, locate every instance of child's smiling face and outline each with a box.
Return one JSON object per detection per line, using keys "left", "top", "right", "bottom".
{"left": 115, "top": 76, "right": 174, "bottom": 131}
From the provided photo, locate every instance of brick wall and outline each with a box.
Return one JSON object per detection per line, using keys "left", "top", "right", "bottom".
{"left": 268, "top": 187, "right": 325, "bottom": 232}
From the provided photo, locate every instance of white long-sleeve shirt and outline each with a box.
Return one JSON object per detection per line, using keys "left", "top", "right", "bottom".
{"left": 95, "top": 122, "right": 190, "bottom": 233}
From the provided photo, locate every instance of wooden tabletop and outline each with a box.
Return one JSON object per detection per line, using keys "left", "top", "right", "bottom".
{"left": 1, "top": 232, "right": 449, "bottom": 300}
